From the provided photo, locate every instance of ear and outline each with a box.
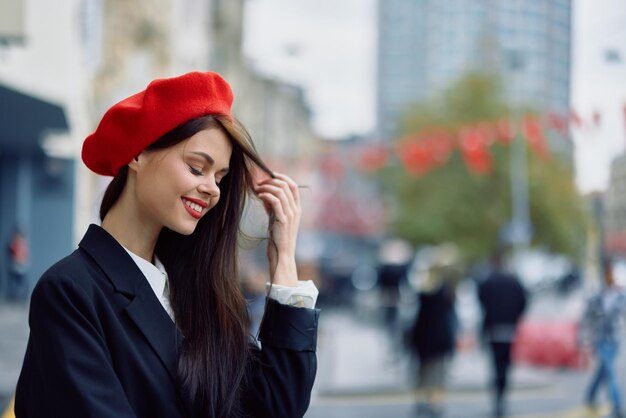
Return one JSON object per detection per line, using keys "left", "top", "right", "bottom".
{"left": 127, "top": 154, "right": 141, "bottom": 172}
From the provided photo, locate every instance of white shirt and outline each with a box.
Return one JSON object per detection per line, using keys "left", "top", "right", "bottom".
{"left": 122, "top": 247, "right": 318, "bottom": 322}
{"left": 123, "top": 248, "right": 174, "bottom": 320}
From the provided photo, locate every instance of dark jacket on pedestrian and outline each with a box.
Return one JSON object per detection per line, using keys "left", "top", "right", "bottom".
{"left": 478, "top": 271, "right": 527, "bottom": 342}
{"left": 409, "top": 283, "right": 457, "bottom": 361}
{"left": 15, "top": 225, "right": 319, "bottom": 418}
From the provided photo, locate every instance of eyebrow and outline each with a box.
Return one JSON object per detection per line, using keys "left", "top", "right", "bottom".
{"left": 191, "top": 152, "right": 229, "bottom": 173}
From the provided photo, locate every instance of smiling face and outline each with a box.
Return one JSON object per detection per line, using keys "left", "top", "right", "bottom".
{"left": 130, "top": 126, "right": 233, "bottom": 235}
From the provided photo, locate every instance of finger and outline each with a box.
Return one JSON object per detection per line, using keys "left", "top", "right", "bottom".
{"left": 257, "top": 177, "right": 298, "bottom": 211}
{"left": 255, "top": 182, "right": 296, "bottom": 216}
{"left": 272, "top": 173, "right": 300, "bottom": 206}
{"left": 270, "top": 173, "right": 300, "bottom": 207}
{"left": 257, "top": 192, "right": 286, "bottom": 222}
{"left": 256, "top": 185, "right": 296, "bottom": 224}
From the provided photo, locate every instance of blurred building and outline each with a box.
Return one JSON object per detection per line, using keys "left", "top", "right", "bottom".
{"left": 0, "top": 0, "right": 90, "bottom": 298}
{"left": 604, "top": 154, "right": 626, "bottom": 256}
{"left": 377, "top": 0, "right": 572, "bottom": 155}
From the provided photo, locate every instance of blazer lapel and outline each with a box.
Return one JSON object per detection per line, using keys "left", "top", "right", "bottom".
{"left": 125, "top": 293, "right": 183, "bottom": 384}
{"left": 79, "top": 224, "right": 183, "bottom": 384}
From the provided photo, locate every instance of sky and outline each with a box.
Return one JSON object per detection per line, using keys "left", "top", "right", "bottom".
{"left": 242, "top": 0, "right": 376, "bottom": 138}
{"left": 243, "top": 0, "right": 626, "bottom": 193}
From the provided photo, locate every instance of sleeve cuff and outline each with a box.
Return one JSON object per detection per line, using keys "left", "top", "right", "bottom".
{"left": 258, "top": 298, "right": 320, "bottom": 351}
{"left": 266, "top": 280, "right": 319, "bottom": 309}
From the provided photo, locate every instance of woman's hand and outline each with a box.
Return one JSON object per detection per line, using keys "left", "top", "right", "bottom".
{"left": 254, "top": 173, "right": 301, "bottom": 287}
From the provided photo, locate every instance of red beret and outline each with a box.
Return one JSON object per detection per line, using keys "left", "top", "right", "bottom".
{"left": 82, "top": 71, "right": 233, "bottom": 176}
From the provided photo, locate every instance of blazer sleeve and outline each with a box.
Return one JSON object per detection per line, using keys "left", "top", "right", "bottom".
{"left": 15, "top": 275, "right": 138, "bottom": 418}
{"left": 241, "top": 298, "right": 320, "bottom": 418}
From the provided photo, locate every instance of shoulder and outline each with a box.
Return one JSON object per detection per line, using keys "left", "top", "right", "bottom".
{"left": 479, "top": 275, "right": 499, "bottom": 290}
{"left": 33, "top": 248, "right": 107, "bottom": 303}
{"left": 28, "top": 249, "right": 119, "bottom": 333}
{"left": 41, "top": 248, "right": 97, "bottom": 280}
{"left": 501, "top": 273, "right": 524, "bottom": 288}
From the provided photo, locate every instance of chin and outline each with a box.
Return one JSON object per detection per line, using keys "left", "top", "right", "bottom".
{"left": 168, "top": 220, "right": 199, "bottom": 236}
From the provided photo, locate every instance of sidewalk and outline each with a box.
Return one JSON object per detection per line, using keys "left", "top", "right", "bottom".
{"left": 312, "top": 286, "right": 582, "bottom": 398}
{"left": 313, "top": 307, "right": 554, "bottom": 398}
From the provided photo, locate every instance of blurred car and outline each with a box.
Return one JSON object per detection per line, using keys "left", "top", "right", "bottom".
{"left": 508, "top": 249, "right": 573, "bottom": 293}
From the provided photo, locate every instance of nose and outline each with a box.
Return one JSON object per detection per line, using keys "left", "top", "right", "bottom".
{"left": 198, "top": 176, "right": 220, "bottom": 197}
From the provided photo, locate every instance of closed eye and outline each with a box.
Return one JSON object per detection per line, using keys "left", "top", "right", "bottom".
{"left": 188, "top": 165, "right": 203, "bottom": 176}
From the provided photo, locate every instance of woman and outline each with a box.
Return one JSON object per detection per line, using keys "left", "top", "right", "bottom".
{"left": 408, "top": 245, "right": 459, "bottom": 418}
{"left": 15, "top": 72, "right": 320, "bottom": 418}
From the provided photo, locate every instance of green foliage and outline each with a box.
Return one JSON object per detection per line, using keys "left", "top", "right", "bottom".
{"left": 400, "top": 73, "right": 507, "bottom": 134}
{"left": 380, "top": 73, "right": 589, "bottom": 263}
{"left": 527, "top": 154, "right": 588, "bottom": 257}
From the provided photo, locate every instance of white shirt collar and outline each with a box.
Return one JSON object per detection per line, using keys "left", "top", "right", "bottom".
{"left": 121, "top": 247, "right": 171, "bottom": 312}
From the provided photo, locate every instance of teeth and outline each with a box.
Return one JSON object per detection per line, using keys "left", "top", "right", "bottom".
{"left": 183, "top": 199, "right": 202, "bottom": 212}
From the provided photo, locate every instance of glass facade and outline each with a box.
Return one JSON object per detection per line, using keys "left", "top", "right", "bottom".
{"left": 376, "top": 0, "right": 572, "bottom": 148}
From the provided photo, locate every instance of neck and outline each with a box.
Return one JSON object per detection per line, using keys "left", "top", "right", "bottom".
{"left": 101, "top": 181, "right": 160, "bottom": 263}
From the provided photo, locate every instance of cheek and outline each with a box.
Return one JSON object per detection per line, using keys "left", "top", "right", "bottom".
{"left": 137, "top": 161, "right": 196, "bottom": 209}
{"left": 137, "top": 171, "right": 172, "bottom": 208}
{"left": 136, "top": 177, "right": 162, "bottom": 210}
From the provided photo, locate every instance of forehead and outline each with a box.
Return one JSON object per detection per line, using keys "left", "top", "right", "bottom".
{"left": 180, "top": 127, "right": 233, "bottom": 162}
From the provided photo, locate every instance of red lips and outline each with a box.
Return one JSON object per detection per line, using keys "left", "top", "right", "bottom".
{"left": 181, "top": 196, "right": 208, "bottom": 208}
{"left": 181, "top": 197, "right": 207, "bottom": 219}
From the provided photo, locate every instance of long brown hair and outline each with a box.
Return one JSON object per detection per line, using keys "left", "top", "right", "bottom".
{"left": 100, "top": 115, "right": 273, "bottom": 417}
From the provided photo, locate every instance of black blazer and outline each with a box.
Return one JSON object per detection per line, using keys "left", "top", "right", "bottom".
{"left": 15, "top": 224, "right": 320, "bottom": 418}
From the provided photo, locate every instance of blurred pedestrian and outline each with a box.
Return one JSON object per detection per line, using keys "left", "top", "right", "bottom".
{"left": 6, "top": 227, "right": 29, "bottom": 302}
{"left": 408, "top": 245, "right": 459, "bottom": 418}
{"left": 580, "top": 257, "right": 626, "bottom": 418}
{"left": 15, "top": 72, "right": 320, "bottom": 418}
{"left": 557, "top": 266, "right": 581, "bottom": 295}
{"left": 478, "top": 251, "right": 527, "bottom": 418}
{"left": 377, "top": 238, "right": 412, "bottom": 356}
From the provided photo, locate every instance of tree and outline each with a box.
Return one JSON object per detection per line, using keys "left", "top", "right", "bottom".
{"left": 379, "top": 73, "right": 588, "bottom": 263}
